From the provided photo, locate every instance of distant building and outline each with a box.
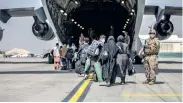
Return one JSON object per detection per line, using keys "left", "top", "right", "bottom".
{"left": 160, "top": 40, "right": 183, "bottom": 53}
{"left": 139, "top": 35, "right": 183, "bottom": 53}
{"left": 5, "top": 48, "right": 34, "bottom": 57}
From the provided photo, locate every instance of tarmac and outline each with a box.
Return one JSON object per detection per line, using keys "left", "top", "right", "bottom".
{"left": 0, "top": 57, "right": 182, "bottom": 64}
{"left": 0, "top": 58, "right": 48, "bottom": 64}
{"left": 0, "top": 58, "right": 182, "bottom": 102}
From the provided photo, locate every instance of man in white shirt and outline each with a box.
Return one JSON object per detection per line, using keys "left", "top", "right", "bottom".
{"left": 52, "top": 43, "right": 60, "bottom": 70}
{"left": 79, "top": 33, "right": 85, "bottom": 46}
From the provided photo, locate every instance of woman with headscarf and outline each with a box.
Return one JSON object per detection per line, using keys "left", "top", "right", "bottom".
{"left": 116, "top": 35, "right": 130, "bottom": 84}
{"left": 104, "top": 36, "right": 120, "bottom": 87}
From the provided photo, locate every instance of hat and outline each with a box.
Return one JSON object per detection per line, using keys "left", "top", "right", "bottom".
{"left": 149, "top": 29, "right": 156, "bottom": 35}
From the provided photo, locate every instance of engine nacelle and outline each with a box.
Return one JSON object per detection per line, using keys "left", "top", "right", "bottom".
{"left": 153, "top": 19, "right": 174, "bottom": 40}
{"left": 0, "top": 26, "right": 4, "bottom": 41}
{"left": 32, "top": 21, "right": 55, "bottom": 41}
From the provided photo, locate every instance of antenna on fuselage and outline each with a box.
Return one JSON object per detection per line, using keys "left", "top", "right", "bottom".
{"left": 149, "top": 22, "right": 157, "bottom": 29}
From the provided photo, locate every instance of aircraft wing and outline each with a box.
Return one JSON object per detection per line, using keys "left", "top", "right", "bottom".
{"left": 1, "top": 7, "right": 37, "bottom": 17}
{"left": 144, "top": 6, "right": 182, "bottom": 16}
{"left": 0, "top": 7, "right": 46, "bottom": 23}
{"left": 0, "top": 0, "right": 56, "bottom": 41}
{"left": 144, "top": 0, "right": 182, "bottom": 16}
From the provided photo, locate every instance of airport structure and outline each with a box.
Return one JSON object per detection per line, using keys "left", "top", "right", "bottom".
{"left": 139, "top": 35, "right": 183, "bottom": 53}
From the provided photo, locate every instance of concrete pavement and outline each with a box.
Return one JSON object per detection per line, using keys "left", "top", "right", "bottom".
{"left": 84, "top": 63, "right": 182, "bottom": 102}
{"left": 0, "top": 58, "right": 48, "bottom": 64}
{"left": 0, "top": 63, "right": 182, "bottom": 102}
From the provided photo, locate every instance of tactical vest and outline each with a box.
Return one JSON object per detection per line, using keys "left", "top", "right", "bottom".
{"left": 144, "top": 38, "right": 160, "bottom": 55}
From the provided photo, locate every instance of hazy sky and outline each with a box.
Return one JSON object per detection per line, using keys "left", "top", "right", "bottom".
{"left": 0, "top": 0, "right": 182, "bottom": 54}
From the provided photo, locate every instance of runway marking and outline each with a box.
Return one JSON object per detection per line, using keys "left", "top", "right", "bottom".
{"left": 121, "top": 93, "right": 182, "bottom": 97}
{"left": 69, "top": 79, "right": 90, "bottom": 102}
{"left": 62, "top": 74, "right": 93, "bottom": 102}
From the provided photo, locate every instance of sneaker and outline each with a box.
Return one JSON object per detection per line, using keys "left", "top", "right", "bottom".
{"left": 106, "top": 83, "right": 111, "bottom": 87}
{"left": 82, "top": 73, "right": 85, "bottom": 77}
{"left": 84, "top": 75, "right": 89, "bottom": 80}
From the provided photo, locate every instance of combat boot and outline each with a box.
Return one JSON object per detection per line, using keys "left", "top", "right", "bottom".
{"left": 148, "top": 81, "right": 155, "bottom": 85}
{"left": 143, "top": 79, "right": 150, "bottom": 84}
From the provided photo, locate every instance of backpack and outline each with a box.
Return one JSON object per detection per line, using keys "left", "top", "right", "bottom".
{"left": 87, "top": 41, "right": 100, "bottom": 57}
{"left": 80, "top": 45, "right": 89, "bottom": 64}
{"left": 66, "top": 47, "right": 74, "bottom": 59}
{"left": 100, "top": 44, "right": 109, "bottom": 63}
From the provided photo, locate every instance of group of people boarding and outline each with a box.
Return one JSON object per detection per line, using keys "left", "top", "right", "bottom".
{"left": 75, "top": 29, "right": 135, "bottom": 87}
{"left": 51, "top": 27, "right": 159, "bottom": 86}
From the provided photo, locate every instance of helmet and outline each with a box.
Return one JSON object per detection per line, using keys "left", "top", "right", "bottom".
{"left": 149, "top": 29, "right": 156, "bottom": 35}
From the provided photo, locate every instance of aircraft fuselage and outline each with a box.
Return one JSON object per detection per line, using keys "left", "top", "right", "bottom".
{"left": 42, "top": 0, "right": 145, "bottom": 52}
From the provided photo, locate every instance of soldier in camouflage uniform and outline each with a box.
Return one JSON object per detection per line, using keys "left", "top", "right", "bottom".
{"left": 139, "top": 29, "right": 160, "bottom": 85}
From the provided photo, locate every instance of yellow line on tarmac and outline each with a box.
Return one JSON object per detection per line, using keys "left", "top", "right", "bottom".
{"left": 69, "top": 74, "right": 92, "bottom": 102}
{"left": 121, "top": 93, "right": 182, "bottom": 97}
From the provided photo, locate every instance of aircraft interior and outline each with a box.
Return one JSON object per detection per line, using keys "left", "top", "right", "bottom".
{"left": 45, "top": 0, "right": 137, "bottom": 48}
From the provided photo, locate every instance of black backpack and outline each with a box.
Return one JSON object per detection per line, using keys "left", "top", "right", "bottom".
{"left": 100, "top": 44, "right": 109, "bottom": 63}
{"left": 66, "top": 48, "right": 74, "bottom": 59}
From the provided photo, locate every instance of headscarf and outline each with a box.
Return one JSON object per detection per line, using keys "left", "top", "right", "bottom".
{"left": 107, "top": 36, "right": 115, "bottom": 42}
{"left": 117, "top": 35, "right": 125, "bottom": 43}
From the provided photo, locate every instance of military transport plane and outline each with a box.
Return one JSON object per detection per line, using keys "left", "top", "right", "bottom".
{"left": 0, "top": 0, "right": 182, "bottom": 62}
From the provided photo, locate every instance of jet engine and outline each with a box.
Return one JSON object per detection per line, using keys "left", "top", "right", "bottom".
{"left": 32, "top": 17, "right": 55, "bottom": 41}
{"left": 153, "top": 15, "right": 174, "bottom": 40}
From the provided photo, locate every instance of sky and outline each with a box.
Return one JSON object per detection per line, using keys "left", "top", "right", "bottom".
{"left": 0, "top": 0, "right": 182, "bottom": 54}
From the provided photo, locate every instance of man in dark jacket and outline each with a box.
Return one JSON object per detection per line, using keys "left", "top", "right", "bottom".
{"left": 116, "top": 35, "right": 130, "bottom": 84}
{"left": 65, "top": 43, "right": 74, "bottom": 70}
{"left": 75, "top": 37, "right": 90, "bottom": 75}
{"left": 105, "top": 36, "right": 120, "bottom": 87}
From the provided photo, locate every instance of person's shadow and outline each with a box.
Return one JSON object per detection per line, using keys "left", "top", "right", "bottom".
{"left": 99, "top": 81, "right": 165, "bottom": 87}
{"left": 99, "top": 81, "right": 137, "bottom": 87}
